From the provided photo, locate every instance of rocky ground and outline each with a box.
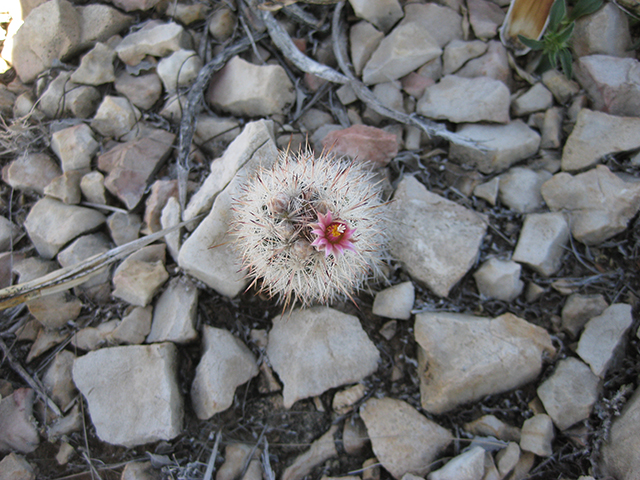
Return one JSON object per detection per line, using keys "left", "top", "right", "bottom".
{"left": 0, "top": 0, "right": 640, "bottom": 479}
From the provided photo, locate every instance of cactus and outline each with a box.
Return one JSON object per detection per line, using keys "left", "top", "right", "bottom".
{"left": 230, "top": 148, "right": 388, "bottom": 309}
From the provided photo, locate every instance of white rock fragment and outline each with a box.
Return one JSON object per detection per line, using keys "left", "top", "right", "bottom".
{"left": 115, "top": 71, "right": 163, "bottom": 110}
{"left": 537, "top": 357, "right": 600, "bottom": 431}
{"left": 427, "top": 446, "right": 485, "bottom": 480}
{"left": 57, "top": 233, "right": 112, "bottom": 301}
{"left": 348, "top": 0, "right": 403, "bottom": 32}
{"left": 107, "top": 212, "right": 141, "bottom": 246}
{"left": 463, "top": 415, "right": 521, "bottom": 442}
{"left": 207, "top": 56, "right": 295, "bottom": 117}
{"left": 415, "top": 311, "right": 555, "bottom": 413}
{"left": 146, "top": 277, "right": 198, "bottom": 344}
{"left": 442, "top": 40, "right": 488, "bottom": 76}
{"left": 541, "top": 165, "right": 640, "bottom": 245}
{"left": 473, "top": 257, "right": 523, "bottom": 302}
{"left": 161, "top": 196, "right": 181, "bottom": 263}
{"left": 350, "top": 21, "right": 384, "bottom": 76}
{"left": 112, "top": 244, "right": 169, "bottom": 307}
{"left": 360, "top": 397, "right": 453, "bottom": 479}
{"left": 473, "top": 177, "right": 499, "bottom": 205}
{"left": 520, "top": 414, "right": 554, "bottom": 457}
{"left": 511, "top": 83, "right": 554, "bottom": 117}
{"left": 90, "top": 95, "right": 142, "bottom": 139}
{"left": 44, "top": 172, "right": 83, "bottom": 205}
{"left": 157, "top": 49, "right": 202, "bottom": 93}
{"left": 417, "top": 75, "right": 510, "bottom": 124}
{"left": 362, "top": 21, "right": 442, "bottom": 85}
{"left": 512, "top": 213, "right": 570, "bottom": 276}
{"left": 108, "top": 306, "right": 152, "bottom": 345}
{"left": 190, "top": 326, "right": 258, "bottom": 420}
{"left": 400, "top": 3, "right": 463, "bottom": 48}
{"left": 467, "top": 0, "right": 505, "bottom": 40}
{"left": 70, "top": 43, "right": 116, "bottom": 86}
{"left": 498, "top": 167, "right": 552, "bottom": 213}
{"left": 541, "top": 69, "right": 580, "bottom": 104}
{"left": 42, "top": 350, "right": 77, "bottom": 412}
{"left": 0, "top": 216, "right": 20, "bottom": 252}
{"left": 51, "top": 124, "right": 99, "bottom": 173}
{"left": 2, "top": 153, "right": 61, "bottom": 195}
{"left": 267, "top": 307, "right": 380, "bottom": 408}
{"left": 115, "top": 21, "right": 192, "bottom": 65}
{"left": 600, "top": 386, "right": 640, "bottom": 480}
{"left": 282, "top": 425, "right": 339, "bottom": 480}
{"left": 495, "top": 442, "right": 520, "bottom": 478}
{"left": 332, "top": 383, "right": 367, "bottom": 414}
{"left": 372, "top": 281, "right": 414, "bottom": 320}
{"left": 561, "top": 294, "right": 608, "bottom": 339}
{"left": 389, "top": 176, "right": 487, "bottom": 297}
{"left": 572, "top": 3, "right": 633, "bottom": 58}
{"left": 540, "top": 107, "right": 564, "bottom": 149}
{"left": 577, "top": 303, "right": 634, "bottom": 378}
{"left": 72, "top": 343, "right": 183, "bottom": 447}
{"left": 450, "top": 121, "right": 541, "bottom": 174}
{"left": 0, "top": 453, "right": 35, "bottom": 480}
{"left": 80, "top": 172, "right": 108, "bottom": 205}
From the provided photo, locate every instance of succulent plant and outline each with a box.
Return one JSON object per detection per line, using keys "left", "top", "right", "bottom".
{"left": 230, "top": 149, "right": 388, "bottom": 309}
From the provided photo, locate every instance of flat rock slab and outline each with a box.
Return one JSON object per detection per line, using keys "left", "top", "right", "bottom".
{"left": 417, "top": 75, "right": 510, "bottom": 124}
{"left": 541, "top": 165, "right": 640, "bottom": 245}
{"left": 190, "top": 326, "right": 258, "bottom": 420}
{"left": 389, "top": 176, "right": 487, "bottom": 297}
{"left": 146, "top": 276, "right": 198, "bottom": 344}
{"left": 428, "top": 445, "right": 485, "bottom": 480}
{"left": 321, "top": 124, "right": 398, "bottom": 168}
{"left": 415, "top": 311, "right": 555, "bottom": 413}
{"left": 72, "top": 343, "right": 183, "bottom": 447}
{"left": 51, "top": 123, "right": 99, "bottom": 173}
{"left": 450, "top": 120, "right": 541, "bottom": 174}
{"left": 360, "top": 397, "right": 453, "bottom": 479}
{"left": 112, "top": 244, "right": 169, "bottom": 307}
{"left": 600, "top": 386, "right": 640, "bottom": 480}
{"left": 561, "top": 109, "right": 640, "bottom": 171}
{"left": 512, "top": 212, "right": 570, "bottom": 277}
{"left": 115, "top": 21, "right": 192, "bottom": 66}
{"left": 399, "top": 3, "right": 463, "bottom": 48}
{"left": 24, "top": 197, "right": 106, "bottom": 259}
{"left": 267, "top": 307, "right": 380, "bottom": 408}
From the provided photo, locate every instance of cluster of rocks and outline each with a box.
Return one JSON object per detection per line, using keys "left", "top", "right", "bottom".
{"left": 0, "top": 0, "right": 639, "bottom": 479}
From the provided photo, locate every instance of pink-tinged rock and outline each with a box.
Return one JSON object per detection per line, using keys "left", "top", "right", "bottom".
{"left": 98, "top": 129, "right": 176, "bottom": 210}
{"left": 0, "top": 453, "right": 35, "bottom": 480}
{"left": 321, "top": 125, "right": 398, "bottom": 167}
{"left": 456, "top": 40, "right": 511, "bottom": 86}
{"left": 90, "top": 95, "right": 142, "bottom": 139}
{"left": 108, "top": 0, "right": 163, "bottom": 12}
{"left": 114, "top": 71, "right": 163, "bottom": 110}
{"left": 574, "top": 55, "right": 640, "bottom": 117}
{"left": 571, "top": 3, "right": 633, "bottom": 58}
{"left": 467, "top": 0, "right": 505, "bottom": 40}
{"left": 44, "top": 171, "right": 83, "bottom": 205}
{"left": 401, "top": 72, "right": 434, "bottom": 98}
{"left": 0, "top": 388, "right": 40, "bottom": 453}
{"left": 112, "top": 244, "right": 169, "bottom": 306}
{"left": 2, "top": 152, "right": 61, "bottom": 195}
{"left": 143, "top": 179, "right": 178, "bottom": 233}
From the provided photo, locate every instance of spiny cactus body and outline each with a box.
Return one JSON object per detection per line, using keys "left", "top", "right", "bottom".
{"left": 231, "top": 149, "right": 388, "bottom": 308}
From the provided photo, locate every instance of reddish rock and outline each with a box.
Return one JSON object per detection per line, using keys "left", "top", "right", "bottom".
{"left": 2, "top": 153, "right": 61, "bottom": 195}
{"left": 97, "top": 129, "right": 176, "bottom": 210}
{"left": 143, "top": 179, "right": 178, "bottom": 234}
{"left": 401, "top": 72, "right": 435, "bottom": 98}
{"left": 322, "top": 125, "right": 398, "bottom": 167}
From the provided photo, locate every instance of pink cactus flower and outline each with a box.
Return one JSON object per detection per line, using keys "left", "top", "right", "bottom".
{"left": 310, "top": 211, "right": 356, "bottom": 257}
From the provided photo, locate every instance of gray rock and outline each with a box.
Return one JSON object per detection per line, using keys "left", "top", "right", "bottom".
{"left": 571, "top": 3, "right": 633, "bottom": 58}
{"left": 463, "top": 415, "right": 521, "bottom": 442}
{"left": 112, "top": 244, "right": 169, "bottom": 306}
{"left": 512, "top": 212, "right": 570, "bottom": 276}
{"left": 217, "top": 444, "right": 262, "bottom": 480}
{"left": 498, "top": 167, "right": 552, "bottom": 213}
{"left": 360, "top": 397, "right": 453, "bottom": 479}
{"left": 193, "top": 114, "right": 241, "bottom": 156}
{"left": 161, "top": 196, "right": 181, "bottom": 263}
{"left": 495, "top": 442, "right": 521, "bottom": 479}
{"left": 57, "top": 233, "right": 112, "bottom": 301}
{"left": 207, "top": 7, "right": 236, "bottom": 41}
{"left": 442, "top": 40, "right": 488, "bottom": 76}
{"left": 511, "top": 83, "right": 554, "bottom": 117}
{"left": 372, "top": 281, "right": 414, "bottom": 320}
{"left": 282, "top": 425, "right": 339, "bottom": 480}
{"left": 473, "top": 257, "right": 523, "bottom": 302}
{"left": 39, "top": 72, "right": 101, "bottom": 119}
{"left": 541, "top": 165, "right": 640, "bottom": 245}
{"left": 349, "top": 21, "right": 384, "bottom": 76}
{"left": 332, "top": 384, "right": 367, "bottom": 415}
{"left": 541, "top": 69, "right": 580, "bottom": 105}
{"left": 115, "top": 21, "right": 192, "bottom": 66}
{"left": 427, "top": 446, "right": 485, "bottom": 480}
{"left": 363, "top": 81, "right": 405, "bottom": 126}
{"left": 540, "top": 107, "right": 564, "bottom": 150}
{"left": 107, "top": 306, "right": 152, "bottom": 345}
{"left": 114, "top": 71, "right": 163, "bottom": 110}
{"left": 0, "top": 453, "right": 35, "bottom": 480}
{"left": 44, "top": 171, "right": 83, "bottom": 205}
{"left": 80, "top": 171, "right": 108, "bottom": 205}
{"left": 348, "top": 0, "right": 403, "bottom": 32}
{"left": 0, "top": 216, "right": 20, "bottom": 252}
{"left": 207, "top": 56, "right": 295, "bottom": 116}
{"left": 107, "top": 212, "right": 141, "bottom": 246}
{"left": 400, "top": 3, "right": 463, "bottom": 48}
{"left": 71, "top": 321, "right": 118, "bottom": 351}
{"left": 42, "top": 350, "right": 77, "bottom": 412}
{"left": 24, "top": 197, "right": 105, "bottom": 259}
{"left": 146, "top": 277, "right": 198, "bottom": 344}
{"left": 76, "top": 4, "right": 133, "bottom": 49}
{"left": 90, "top": 96, "right": 142, "bottom": 139}
{"left": 362, "top": 21, "right": 442, "bottom": 85}
{"left": 415, "top": 311, "right": 555, "bottom": 413}
{"left": 520, "top": 414, "right": 554, "bottom": 457}
{"left": 417, "top": 75, "right": 510, "bottom": 124}
{"left": 0, "top": 389, "right": 40, "bottom": 453}
{"left": 72, "top": 343, "right": 183, "bottom": 447}
{"left": 70, "top": 43, "right": 117, "bottom": 86}
{"left": 473, "top": 177, "right": 500, "bottom": 205}
{"left": 576, "top": 303, "right": 634, "bottom": 377}
{"left": 455, "top": 41, "right": 510, "bottom": 86}
{"left": 190, "top": 326, "right": 258, "bottom": 420}
{"left": 561, "top": 293, "right": 608, "bottom": 339}
{"left": 600, "top": 386, "right": 640, "bottom": 480}
{"left": 157, "top": 49, "right": 202, "bottom": 93}
{"left": 574, "top": 56, "right": 640, "bottom": 118}
{"left": 467, "top": 0, "right": 505, "bottom": 40}
{"left": 450, "top": 120, "right": 541, "bottom": 174}
{"left": 50, "top": 123, "right": 99, "bottom": 173}
{"left": 537, "top": 357, "right": 600, "bottom": 431}
{"left": 389, "top": 176, "right": 487, "bottom": 297}
{"left": 179, "top": 121, "right": 277, "bottom": 297}
{"left": 267, "top": 307, "right": 380, "bottom": 408}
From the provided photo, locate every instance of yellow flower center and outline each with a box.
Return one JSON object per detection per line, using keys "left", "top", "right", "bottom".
{"left": 326, "top": 222, "right": 346, "bottom": 242}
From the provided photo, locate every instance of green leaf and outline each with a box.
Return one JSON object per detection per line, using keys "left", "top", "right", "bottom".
{"left": 559, "top": 48, "right": 573, "bottom": 78}
{"left": 548, "top": 0, "right": 567, "bottom": 31}
{"left": 517, "top": 35, "right": 545, "bottom": 51}
{"left": 555, "top": 22, "right": 575, "bottom": 46}
{"left": 535, "top": 53, "right": 556, "bottom": 74}
{"left": 568, "top": 0, "right": 603, "bottom": 21}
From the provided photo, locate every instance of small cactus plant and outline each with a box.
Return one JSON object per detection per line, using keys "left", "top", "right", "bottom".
{"left": 230, "top": 148, "right": 388, "bottom": 308}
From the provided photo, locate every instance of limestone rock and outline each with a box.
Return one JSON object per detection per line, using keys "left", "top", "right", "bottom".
{"left": 389, "top": 176, "right": 487, "bottom": 297}
{"left": 107, "top": 306, "right": 152, "bottom": 345}
{"left": 427, "top": 446, "right": 485, "bottom": 480}
{"left": 90, "top": 95, "right": 142, "bottom": 139}
{"left": 107, "top": 212, "right": 141, "bottom": 246}
{"left": 72, "top": 343, "right": 183, "bottom": 447}
{"left": 541, "top": 69, "right": 580, "bottom": 104}
{"left": 600, "top": 386, "right": 640, "bottom": 480}
{"left": 0, "top": 216, "right": 19, "bottom": 252}
{"left": 157, "top": 49, "right": 202, "bottom": 93}
{"left": 372, "top": 281, "right": 414, "bottom": 320}
{"left": 0, "top": 453, "right": 35, "bottom": 480}
{"left": 2, "top": 153, "right": 61, "bottom": 195}
{"left": 415, "top": 311, "right": 555, "bottom": 413}
{"left": 498, "top": 167, "right": 552, "bottom": 213}
{"left": 360, "top": 397, "right": 453, "bottom": 479}
{"left": 537, "top": 357, "right": 600, "bottom": 431}
{"left": 417, "top": 75, "right": 510, "bottom": 124}
{"left": 442, "top": 40, "right": 488, "bottom": 76}
{"left": 576, "top": 303, "right": 634, "bottom": 377}
{"left": 450, "top": 121, "right": 540, "bottom": 174}
{"left": 51, "top": 123, "right": 99, "bottom": 173}
{"left": 44, "top": 171, "right": 83, "bottom": 205}
{"left": 362, "top": 21, "right": 442, "bottom": 85}
{"left": 467, "top": 0, "right": 505, "bottom": 40}
{"left": 348, "top": 0, "right": 403, "bottom": 32}
{"left": 562, "top": 109, "right": 640, "bottom": 171}
{"left": 282, "top": 425, "right": 339, "bottom": 480}
{"left": 350, "top": 21, "right": 384, "bottom": 76}
{"left": 39, "top": 72, "right": 101, "bottom": 119}
{"left": 399, "top": 3, "right": 463, "bottom": 48}
{"left": 57, "top": 233, "right": 112, "bottom": 301}
{"left": 146, "top": 277, "right": 198, "bottom": 344}
{"left": 455, "top": 41, "right": 510, "bottom": 85}
{"left": 77, "top": 4, "right": 133, "bottom": 49}
{"left": 512, "top": 213, "right": 570, "bottom": 276}
{"left": 0, "top": 389, "right": 40, "bottom": 453}
{"left": 190, "top": 326, "right": 258, "bottom": 419}
{"left": 143, "top": 179, "right": 178, "bottom": 234}
{"left": 541, "top": 165, "right": 640, "bottom": 245}
{"left": 115, "top": 21, "right": 192, "bottom": 65}
{"left": 42, "top": 350, "right": 77, "bottom": 412}
{"left": 511, "top": 83, "right": 554, "bottom": 117}
{"left": 520, "top": 414, "right": 554, "bottom": 457}
{"left": 80, "top": 171, "right": 108, "bottom": 205}
{"left": 571, "top": 3, "right": 633, "bottom": 58}
{"left": 473, "top": 257, "right": 523, "bottom": 302}
{"left": 193, "top": 114, "right": 241, "bottom": 156}
{"left": 112, "top": 244, "right": 168, "bottom": 307}
{"left": 561, "top": 293, "right": 608, "bottom": 339}
{"left": 463, "top": 415, "right": 521, "bottom": 442}
{"left": 70, "top": 43, "right": 116, "bottom": 86}
{"left": 207, "top": 56, "right": 295, "bottom": 117}
{"left": 114, "top": 71, "right": 163, "bottom": 110}
{"left": 267, "top": 307, "right": 380, "bottom": 408}
{"left": 24, "top": 197, "right": 105, "bottom": 259}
